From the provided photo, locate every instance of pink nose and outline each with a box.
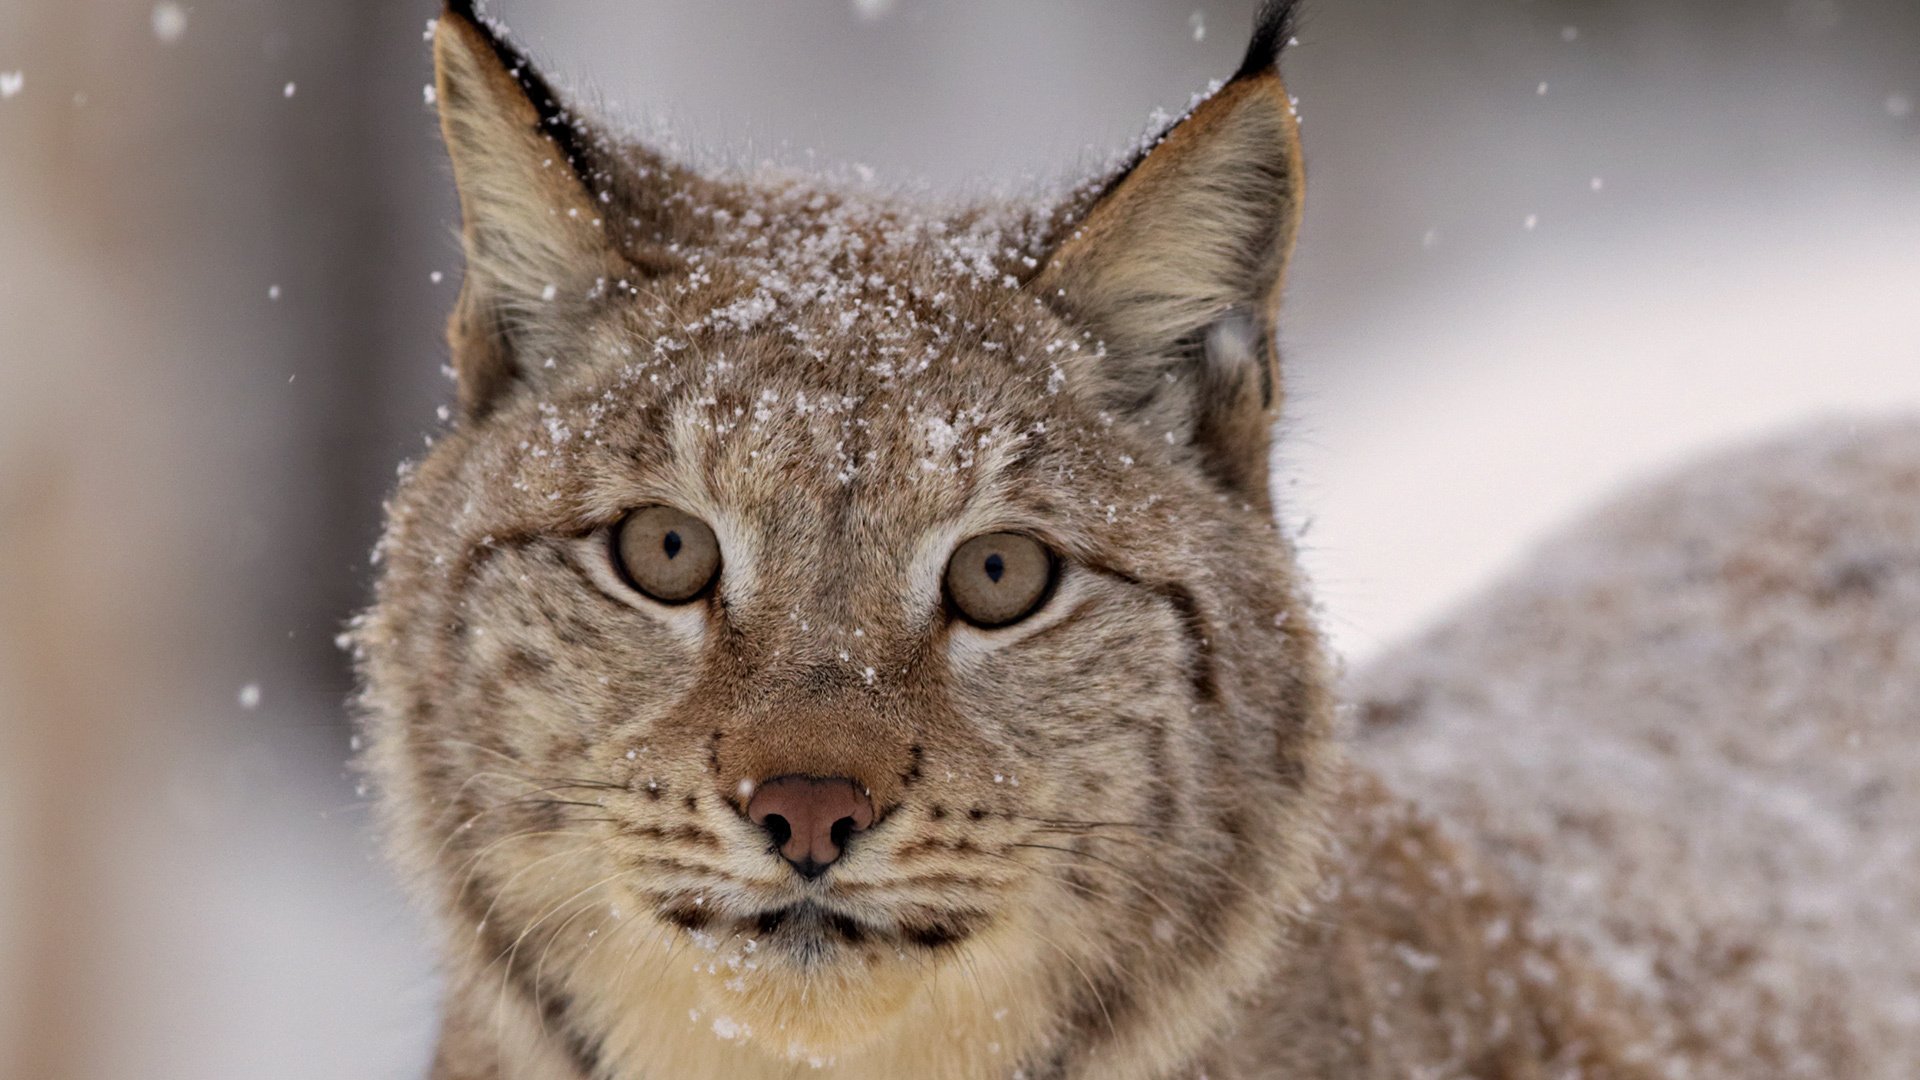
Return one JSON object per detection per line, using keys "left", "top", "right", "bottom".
{"left": 745, "top": 775, "right": 875, "bottom": 879}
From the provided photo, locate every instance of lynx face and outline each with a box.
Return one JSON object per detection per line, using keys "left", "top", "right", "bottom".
{"left": 358, "top": 3, "right": 1329, "bottom": 1074}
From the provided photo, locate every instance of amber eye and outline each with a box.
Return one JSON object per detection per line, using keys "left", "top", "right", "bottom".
{"left": 945, "top": 532, "right": 1056, "bottom": 628}
{"left": 613, "top": 506, "right": 722, "bottom": 604}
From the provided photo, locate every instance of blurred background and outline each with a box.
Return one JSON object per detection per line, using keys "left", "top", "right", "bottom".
{"left": 0, "top": 0, "right": 1915, "bottom": 1076}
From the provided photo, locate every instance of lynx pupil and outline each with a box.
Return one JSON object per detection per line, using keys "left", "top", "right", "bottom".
{"left": 946, "top": 533, "right": 1052, "bottom": 627}
{"left": 613, "top": 507, "right": 721, "bottom": 604}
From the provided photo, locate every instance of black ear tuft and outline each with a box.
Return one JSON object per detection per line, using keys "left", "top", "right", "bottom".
{"left": 1034, "top": 3, "right": 1306, "bottom": 505}
{"left": 440, "top": 0, "right": 594, "bottom": 179}
{"left": 1232, "top": 0, "right": 1300, "bottom": 82}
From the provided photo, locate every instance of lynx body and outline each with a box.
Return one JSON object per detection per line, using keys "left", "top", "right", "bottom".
{"left": 354, "top": 4, "right": 1920, "bottom": 1077}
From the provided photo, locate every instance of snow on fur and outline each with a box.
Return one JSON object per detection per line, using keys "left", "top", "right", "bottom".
{"left": 1353, "top": 417, "right": 1920, "bottom": 1078}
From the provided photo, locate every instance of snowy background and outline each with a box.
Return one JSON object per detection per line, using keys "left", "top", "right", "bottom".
{"left": 0, "top": 0, "right": 1915, "bottom": 1076}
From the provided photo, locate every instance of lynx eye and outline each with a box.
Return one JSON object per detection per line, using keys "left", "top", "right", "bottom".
{"left": 613, "top": 506, "right": 721, "bottom": 604}
{"left": 945, "top": 532, "right": 1056, "bottom": 628}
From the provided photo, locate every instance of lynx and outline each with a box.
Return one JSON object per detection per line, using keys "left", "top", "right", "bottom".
{"left": 353, "top": 2, "right": 1920, "bottom": 1077}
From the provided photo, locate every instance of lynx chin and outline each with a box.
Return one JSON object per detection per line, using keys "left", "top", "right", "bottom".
{"left": 351, "top": 2, "right": 1920, "bottom": 1077}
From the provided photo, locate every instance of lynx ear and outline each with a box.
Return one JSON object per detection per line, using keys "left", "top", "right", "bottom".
{"left": 1036, "top": 0, "right": 1303, "bottom": 504}
{"left": 434, "top": 2, "right": 621, "bottom": 418}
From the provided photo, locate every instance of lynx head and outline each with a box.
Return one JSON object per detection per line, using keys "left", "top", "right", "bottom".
{"left": 357, "top": 2, "right": 1331, "bottom": 1075}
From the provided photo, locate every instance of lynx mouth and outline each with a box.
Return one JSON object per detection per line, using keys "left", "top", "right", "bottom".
{"left": 661, "top": 897, "right": 983, "bottom": 956}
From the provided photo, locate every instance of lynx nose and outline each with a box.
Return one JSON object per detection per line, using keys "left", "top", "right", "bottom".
{"left": 746, "top": 775, "right": 875, "bottom": 880}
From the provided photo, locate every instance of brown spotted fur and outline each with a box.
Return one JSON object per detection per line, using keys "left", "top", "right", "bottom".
{"left": 353, "top": 4, "right": 1907, "bottom": 1078}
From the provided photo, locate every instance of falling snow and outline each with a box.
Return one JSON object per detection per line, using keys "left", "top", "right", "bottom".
{"left": 151, "top": 2, "right": 189, "bottom": 44}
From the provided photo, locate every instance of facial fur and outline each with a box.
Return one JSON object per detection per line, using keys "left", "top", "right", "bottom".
{"left": 355, "top": 3, "right": 1331, "bottom": 1078}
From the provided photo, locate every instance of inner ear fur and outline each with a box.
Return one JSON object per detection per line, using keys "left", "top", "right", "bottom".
{"left": 434, "top": 4, "right": 622, "bottom": 417}
{"left": 1035, "top": 19, "right": 1305, "bottom": 504}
